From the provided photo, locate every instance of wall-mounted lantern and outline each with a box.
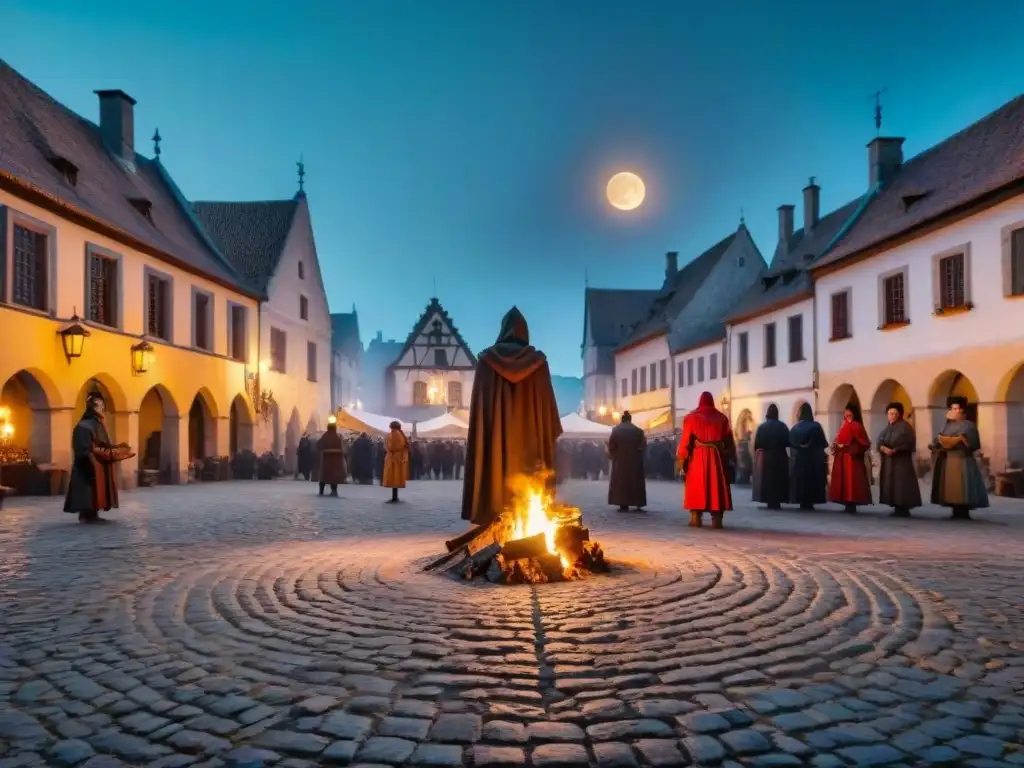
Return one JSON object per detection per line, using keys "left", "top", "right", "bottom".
{"left": 131, "top": 338, "right": 155, "bottom": 375}
{"left": 57, "top": 312, "right": 89, "bottom": 363}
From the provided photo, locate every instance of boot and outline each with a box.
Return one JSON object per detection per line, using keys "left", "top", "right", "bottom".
{"left": 845, "top": 504, "right": 857, "bottom": 515}
{"left": 710, "top": 512, "right": 724, "bottom": 529}
{"left": 952, "top": 505, "right": 972, "bottom": 521}
{"left": 891, "top": 506, "right": 911, "bottom": 518}
{"left": 618, "top": 506, "right": 629, "bottom": 512}
{"left": 689, "top": 511, "right": 703, "bottom": 527}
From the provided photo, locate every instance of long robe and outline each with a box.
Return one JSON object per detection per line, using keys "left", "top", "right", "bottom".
{"left": 677, "top": 393, "right": 735, "bottom": 512}
{"left": 930, "top": 419, "right": 989, "bottom": 509}
{"left": 607, "top": 422, "right": 647, "bottom": 508}
{"left": 789, "top": 412, "right": 828, "bottom": 506}
{"left": 349, "top": 435, "right": 374, "bottom": 484}
{"left": 876, "top": 418, "right": 922, "bottom": 509}
{"left": 752, "top": 418, "right": 790, "bottom": 507}
{"left": 461, "top": 308, "right": 563, "bottom": 525}
{"left": 63, "top": 413, "right": 126, "bottom": 514}
{"left": 828, "top": 419, "right": 872, "bottom": 505}
{"left": 317, "top": 427, "right": 347, "bottom": 486}
{"left": 383, "top": 430, "right": 409, "bottom": 488}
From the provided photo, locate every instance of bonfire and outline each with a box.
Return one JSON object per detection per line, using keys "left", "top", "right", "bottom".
{"left": 427, "top": 475, "right": 607, "bottom": 584}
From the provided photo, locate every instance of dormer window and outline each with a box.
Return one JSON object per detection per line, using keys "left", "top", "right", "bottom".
{"left": 781, "top": 269, "right": 800, "bottom": 285}
{"left": 902, "top": 191, "right": 930, "bottom": 211}
{"left": 128, "top": 197, "right": 153, "bottom": 221}
{"left": 762, "top": 275, "right": 779, "bottom": 290}
{"left": 48, "top": 156, "right": 78, "bottom": 187}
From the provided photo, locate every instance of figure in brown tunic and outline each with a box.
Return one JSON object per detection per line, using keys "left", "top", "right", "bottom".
{"left": 63, "top": 392, "right": 134, "bottom": 523}
{"left": 607, "top": 411, "right": 647, "bottom": 512}
{"left": 317, "top": 419, "right": 346, "bottom": 497}
{"left": 461, "top": 307, "right": 563, "bottom": 526}
{"left": 876, "top": 401, "right": 922, "bottom": 518}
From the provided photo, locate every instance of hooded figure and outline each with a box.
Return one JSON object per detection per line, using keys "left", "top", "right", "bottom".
{"left": 607, "top": 411, "right": 647, "bottom": 511}
{"left": 789, "top": 402, "right": 828, "bottom": 509}
{"left": 828, "top": 401, "right": 872, "bottom": 513}
{"left": 752, "top": 403, "right": 790, "bottom": 509}
{"left": 63, "top": 392, "right": 134, "bottom": 523}
{"left": 461, "top": 307, "right": 563, "bottom": 525}
{"left": 677, "top": 391, "right": 735, "bottom": 528}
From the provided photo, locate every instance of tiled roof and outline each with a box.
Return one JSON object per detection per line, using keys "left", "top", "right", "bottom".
{"left": 583, "top": 288, "right": 660, "bottom": 347}
{"left": 389, "top": 298, "right": 477, "bottom": 368}
{"left": 330, "top": 311, "right": 362, "bottom": 360}
{"left": 0, "top": 59, "right": 254, "bottom": 296}
{"left": 618, "top": 232, "right": 738, "bottom": 350}
{"left": 191, "top": 199, "right": 299, "bottom": 293}
{"left": 725, "top": 197, "right": 864, "bottom": 324}
{"left": 816, "top": 94, "right": 1024, "bottom": 268}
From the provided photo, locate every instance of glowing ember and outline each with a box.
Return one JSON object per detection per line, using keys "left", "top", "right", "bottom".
{"left": 511, "top": 485, "right": 570, "bottom": 570}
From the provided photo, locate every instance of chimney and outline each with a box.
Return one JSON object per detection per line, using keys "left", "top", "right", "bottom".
{"left": 95, "top": 89, "right": 137, "bottom": 163}
{"left": 777, "top": 204, "right": 795, "bottom": 247}
{"left": 665, "top": 251, "right": 678, "bottom": 282}
{"left": 375, "top": 330, "right": 383, "bottom": 342}
{"left": 802, "top": 177, "right": 820, "bottom": 233}
{"left": 868, "top": 137, "right": 904, "bottom": 188}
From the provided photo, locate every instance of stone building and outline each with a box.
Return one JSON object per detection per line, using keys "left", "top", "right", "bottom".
{"left": 0, "top": 60, "right": 260, "bottom": 489}
{"left": 193, "top": 183, "right": 333, "bottom": 472}
{"left": 811, "top": 94, "right": 1024, "bottom": 473}
{"left": 360, "top": 332, "right": 402, "bottom": 415}
{"left": 330, "top": 308, "right": 362, "bottom": 411}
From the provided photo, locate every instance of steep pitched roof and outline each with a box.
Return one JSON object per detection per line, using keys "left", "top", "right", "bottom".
{"left": 389, "top": 298, "right": 477, "bottom": 368}
{"left": 0, "top": 58, "right": 255, "bottom": 296}
{"left": 583, "top": 288, "right": 659, "bottom": 348}
{"left": 191, "top": 199, "right": 299, "bottom": 292}
{"left": 617, "top": 232, "right": 738, "bottom": 351}
{"left": 725, "top": 197, "right": 864, "bottom": 324}
{"left": 330, "top": 311, "right": 362, "bottom": 360}
{"left": 816, "top": 94, "right": 1024, "bottom": 269}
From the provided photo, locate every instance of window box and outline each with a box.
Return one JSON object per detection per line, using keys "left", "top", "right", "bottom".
{"left": 933, "top": 301, "right": 974, "bottom": 317}
{"left": 878, "top": 320, "right": 911, "bottom": 331}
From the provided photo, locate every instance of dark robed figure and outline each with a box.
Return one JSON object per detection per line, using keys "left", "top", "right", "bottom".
{"left": 317, "top": 420, "right": 346, "bottom": 496}
{"left": 789, "top": 402, "right": 828, "bottom": 509}
{"left": 461, "top": 307, "right": 563, "bottom": 525}
{"left": 876, "top": 402, "right": 922, "bottom": 517}
{"left": 63, "top": 393, "right": 133, "bottom": 523}
{"left": 677, "top": 391, "right": 735, "bottom": 529}
{"left": 607, "top": 411, "right": 647, "bottom": 512}
{"left": 752, "top": 404, "right": 789, "bottom": 510}
{"left": 828, "top": 402, "right": 872, "bottom": 513}
{"left": 930, "top": 395, "right": 989, "bottom": 520}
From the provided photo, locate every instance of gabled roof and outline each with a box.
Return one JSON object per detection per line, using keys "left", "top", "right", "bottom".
{"left": 330, "top": 311, "right": 362, "bottom": 360}
{"left": 725, "top": 197, "right": 864, "bottom": 324}
{"left": 583, "top": 288, "right": 659, "bottom": 349}
{"left": 389, "top": 297, "right": 478, "bottom": 369}
{"left": 0, "top": 58, "right": 256, "bottom": 297}
{"left": 191, "top": 199, "right": 299, "bottom": 293}
{"left": 617, "top": 231, "right": 738, "bottom": 351}
{"left": 815, "top": 94, "right": 1024, "bottom": 269}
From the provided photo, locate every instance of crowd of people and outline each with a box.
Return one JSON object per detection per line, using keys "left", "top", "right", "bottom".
{"left": 296, "top": 432, "right": 467, "bottom": 486}
{"left": 554, "top": 437, "right": 677, "bottom": 482}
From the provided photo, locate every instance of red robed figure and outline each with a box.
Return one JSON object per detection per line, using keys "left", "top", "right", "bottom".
{"left": 828, "top": 405, "right": 872, "bottom": 505}
{"left": 677, "top": 392, "right": 734, "bottom": 514}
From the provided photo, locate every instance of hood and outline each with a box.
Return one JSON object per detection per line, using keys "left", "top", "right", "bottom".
{"left": 697, "top": 391, "right": 715, "bottom": 410}
{"left": 765, "top": 404, "right": 779, "bottom": 420}
{"left": 481, "top": 307, "right": 547, "bottom": 384}
{"left": 796, "top": 402, "right": 813, "bottom": 422}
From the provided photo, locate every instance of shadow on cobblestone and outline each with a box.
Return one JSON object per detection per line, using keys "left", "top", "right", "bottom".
{"left": 1, "top": 479, "right": 1022, "bottom": 766}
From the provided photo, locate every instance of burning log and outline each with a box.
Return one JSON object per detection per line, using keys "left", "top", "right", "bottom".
{"left": 554, "top": 525, "right": 590, "bottom": 563}
{"left": 498, "top": 533, "right": 548, "bottom": 562}
{"left": 445, "top": 526, "right": 484, "bottom": 552}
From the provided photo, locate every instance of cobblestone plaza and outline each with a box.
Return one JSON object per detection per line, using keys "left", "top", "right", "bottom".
{"left": 1, "top": 480, "right": 1023, "bottom": 767}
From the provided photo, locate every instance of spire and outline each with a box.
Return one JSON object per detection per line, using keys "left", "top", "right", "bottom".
{"left": 297, "top": 155, "right": 306, "bottom": 196}
{"left": 739, "top": 207, "right": 745, "bottom": 226}
{"left": 152, "top": 128, "right": 161, "bottom": 160}
{"left": 432, "top": 275, "right": 438, "bottom": 299}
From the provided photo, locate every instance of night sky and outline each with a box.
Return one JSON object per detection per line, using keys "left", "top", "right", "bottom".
{"left": 7, "top": 1, "right": 1024, "bottom": 376}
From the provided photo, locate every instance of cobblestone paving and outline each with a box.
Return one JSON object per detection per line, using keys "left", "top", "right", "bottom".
{"left": 1, "top": 479, "right": 1023, "bottom": 767}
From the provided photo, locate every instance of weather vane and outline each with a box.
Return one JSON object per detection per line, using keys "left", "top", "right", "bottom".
{"left": 152, "top": 128, "right": 161, "bottom": 159}
{"left": 870, "top": 88, "right": 889, "bottom": 135}
{"left": 432, "top": 275, "right": 438, "bottom": 298}
{"left": 297, "top": 155, "right": 305, "bottom": 194}
{"left": 739, "top": 207, "right": 745, "bottom": 225}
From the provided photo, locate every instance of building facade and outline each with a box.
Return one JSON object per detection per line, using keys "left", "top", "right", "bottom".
{"left": 387, "top": 298, "right": 475, "bottom": 421}
{"left": 811, "top": 97, "right": 1024, "bottom": 473}
{"left": 0, "top": 61, "right": 261, "bottom": 490}
{"left": 330, "top": 309, "right": 362, "bottom": 411}
{"left": 193, "top": 190, "right": 333, "bottom": 471}
{"left": 361, "top": 332, "right": 403, "bottom": 414}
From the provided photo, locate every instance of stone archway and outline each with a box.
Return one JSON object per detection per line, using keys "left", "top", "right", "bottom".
{"left": 229, "top": 395, "right": 255, "bottom": 456}
{"left": 75, "top": 377, "right": 125, "bottom": 444}
{"left": 826, "top": 384, "right": 861, "bottom": 439}
{"left": 285, "top": 408, "right": 302, "bottom": 473}
{"left": 928, "top": 370, "right": 979, "bottom": 441}
{"left": 0, "top": 370, "right": 55, "bottom": 465}
{"left": 868, "top": 379, "right": 914, "bottom": 440}
{"left": 734, "top": 409, "right": 754, "bottom": 440}
{"left": 139, "top": 385, "right": 180, "bottom": 483}
{"left": 999, "top": 363, "right": 1024, "bottom": 470}
{"left": 188, "top": 390, "right": 217, "bottom": 462}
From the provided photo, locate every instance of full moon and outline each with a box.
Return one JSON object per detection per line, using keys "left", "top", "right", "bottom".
{"left": 606, "top": 171, "right": 646, "bottom": 211}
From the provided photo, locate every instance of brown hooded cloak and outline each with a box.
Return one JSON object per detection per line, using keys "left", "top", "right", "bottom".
{"left": 461, "top": 307, "right": 563, "bottom": 525}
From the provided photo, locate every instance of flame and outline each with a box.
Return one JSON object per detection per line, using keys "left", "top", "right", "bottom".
{"left": 510, "top": 484, "right": 570, "bottom": 570}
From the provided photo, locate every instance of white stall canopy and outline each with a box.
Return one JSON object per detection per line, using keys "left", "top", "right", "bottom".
{"left": 416, "top": 412, "right": 469, "bottom": 438}
{"left": 559, "top": 413, "right": 613, "bottom": 440}
{"left": 336, "top": 409, "right": 410, "bottom": 436}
